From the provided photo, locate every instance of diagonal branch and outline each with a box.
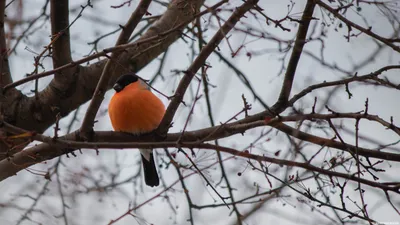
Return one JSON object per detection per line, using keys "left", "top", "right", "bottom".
{"left": 275, "top": 0, "right": 315, "bottom": 111}
{"left": 315, "top": 0, "right": 400, "bottom": 53}
{"left": 157, "top": 0, "right": 260, "bottom": 134}
{"left": 79, "top": 0, "right": 153, "bottom": 136}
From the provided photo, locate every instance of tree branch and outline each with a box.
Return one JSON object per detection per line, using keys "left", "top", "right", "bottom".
{"left": 50, "top": 0, "right": 72, "bottom": 68}
{"left": 276, "top": 0, "right": 315, "bottom": 110}
{"left": 1, "top": 138, "right": 398, "bottom": 194}
{"left": 1, "top": 109, "right": 400, "bottom": 181}
{"left": 315, "top": 0, "right": 400, "bottom": 53}
{"left": 157, "top": 0, "right": 259, "bottom": 134}
{"left": 288, "top": 65, "right": 400, "bottom": 106}
{"left": 0, "top": 0, "right": 11, "bottom": 87}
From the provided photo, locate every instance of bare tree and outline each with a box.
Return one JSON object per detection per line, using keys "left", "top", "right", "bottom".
{"left": 0, "top": 0, "right": 399, "bottom": 224}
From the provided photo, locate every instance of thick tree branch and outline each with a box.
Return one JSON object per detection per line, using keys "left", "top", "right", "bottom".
{"left": 1, "top": 108, "right": 400, "bottom": 181}
{"left": 157, "top": 0, "right": 259, "bottom": 134}
{"left": 44, "top": 0, "right": 79, "bottom": 112}
{"left": 276, "top": 0, "right": 315, "bottom": 110}
{"left": 3, "top": 32, "right": 172, "bottom": 91}
{"left": 50, "top": 0, "right": 72, "bottom": 68}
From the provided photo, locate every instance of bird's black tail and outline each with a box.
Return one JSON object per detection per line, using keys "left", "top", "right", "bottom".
{"left": 141, "top": 153, "right": 160, "bottom": 187}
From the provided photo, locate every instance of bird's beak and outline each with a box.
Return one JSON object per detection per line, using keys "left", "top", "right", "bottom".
{"left": 113, "top": 83, "right": 123, "bottom": 92}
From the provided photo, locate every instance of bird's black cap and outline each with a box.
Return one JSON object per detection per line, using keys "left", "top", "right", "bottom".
{"left": 113, "top": 73, "right": 139, "bottom": 92}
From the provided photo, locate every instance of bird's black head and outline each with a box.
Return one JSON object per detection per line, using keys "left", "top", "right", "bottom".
{"left": 113, "top": 73, "right": 139, "bottom": 92}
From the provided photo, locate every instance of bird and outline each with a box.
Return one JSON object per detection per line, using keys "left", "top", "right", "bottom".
{"left": 108, "top": 73, "right": 165, "bottom": 187}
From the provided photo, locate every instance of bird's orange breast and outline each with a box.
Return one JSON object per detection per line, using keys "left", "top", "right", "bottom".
{"left": 108, "top": 82, "right": 165, "bottom": 134}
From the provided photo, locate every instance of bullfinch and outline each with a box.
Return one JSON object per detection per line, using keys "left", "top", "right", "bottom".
{"left": 108, "top": 73, "right": 165, "bottom": 187}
